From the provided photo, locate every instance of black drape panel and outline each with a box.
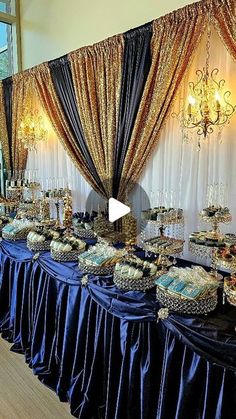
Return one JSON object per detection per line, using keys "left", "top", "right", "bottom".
{"left": 113, "top": 23, "right": 153, "bottom": 198}
{"left": 2, "top": 77, "right": 13, "bottom": 172}
{"left": 48, "top": 56, "right": 105, "bottom": 194}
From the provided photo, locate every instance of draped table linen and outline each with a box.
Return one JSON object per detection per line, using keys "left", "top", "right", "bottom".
{"left": 0, "top": 239, "right": 236, "bottom": 419}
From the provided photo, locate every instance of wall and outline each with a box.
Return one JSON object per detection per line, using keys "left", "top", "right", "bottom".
{"left": 20, "top": 0, "right": 199, "bottom": 70}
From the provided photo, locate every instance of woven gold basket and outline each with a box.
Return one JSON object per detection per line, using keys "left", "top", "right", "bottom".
{"left": 114, "top": 270, "right": 165, "bottom": 291}
{"left": 156, "top": 286, "right": 218, "bottom": 314}
{"left": 2, "top": 228, "right": 33, "bottom": 241}
{"left": 27, "top": 239, "right": 51, "bottom": 252}
{"left": 78, "top": 258, "right": 115, "bottom": 275}
{"left": 74, "top": 228, "right": 95, "bottom": 239}
{"left": 51, "top": 247, "right": 83, "bottom": 262}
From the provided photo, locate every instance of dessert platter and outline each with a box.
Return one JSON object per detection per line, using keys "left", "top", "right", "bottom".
{"left": 189, "top": 230, "right": 225, "bottom": 257}
{"left": 2, "top": 219, "right": 35, "bottom": 241}
{"left": 200, "top": 205, "right": 232, "bottom": 229}
{"left": 27, "top": 225, "right": 60, "bottom": 251}
{"left": 50, "top": 234, "right": 86, "bottom": 261}
{"left": 113, "top": 255, "right": 165, "bottom": 291}
{"left": 155, "top": 266, "right": 219, "bottom": 314}
{"left": 141, "top": 207, "right": 184, "bottom": 225}
{"left": 78, "top": 242, "right": 125, "bottom": 275}
{"left": 141, "top": 206, "right": 185, "bottom": 269}
{"left": 215, "top": 242, "right": 236, "bottom": 272}
{"left": 223, "top": 275, "right": 236, "bottom": 307}
{"left": 73, "top": 212, "right": 97, "bottom": 239}
{"left": 189, "top": 206, "right": 234, "bottom": 279}
{"left": 144, "top": 236, "right": 184, "bottom": 257}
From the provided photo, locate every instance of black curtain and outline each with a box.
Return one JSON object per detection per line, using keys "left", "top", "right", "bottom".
{"left": 48, "top": 56, "right": 106, "bottom": 195}
{"left": 113, "top": 22, "right": 153, "bottom": 198}
{"left": 2, "top": 77, "right": 13, "bottom": 172}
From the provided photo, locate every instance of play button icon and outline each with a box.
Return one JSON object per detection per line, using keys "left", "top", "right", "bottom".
{"left": 108, "top": 198, "right": 130, "bottom": 222}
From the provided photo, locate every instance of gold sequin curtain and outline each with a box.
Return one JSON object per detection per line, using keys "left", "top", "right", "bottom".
{"left": 117, "top": 3, "right": 208, "bottom": 200}
{"left": 11, "top": 73, "right": 29, "bottom": 172}
{"left": 69, "top": 35, "right": 124, "bottom": 198}
{"left": 212, "top": 0, "right": 236, "bottom": 59}
{"left": 32, "top": 62, "right": 115, "bottom": 197}
{"left": 0, "top": 81, "right": 11, "bottom": 171}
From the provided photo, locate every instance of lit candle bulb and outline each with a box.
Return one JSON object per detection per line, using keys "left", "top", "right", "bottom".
{"left": 215, "top": 91, "right": 221, "bottom": 112}
{"left": 187, "top": 95, "right": 196, "bottom": 117}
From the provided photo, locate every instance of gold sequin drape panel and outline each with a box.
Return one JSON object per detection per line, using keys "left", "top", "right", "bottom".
{"left": 32, "top": 63, "right": 105, "bottom": 196}
{"left": 118, "top": 4, "right": 208, "bottom": 200}
{"left": 69, "top": 35, "right": 124, "bottom": 198}
{"left": 4, "top": 0, "right": 236, "bottom": 194}
{"left": 11, "top": 74, "right": 29, "bottom": 172}
{"left": 212, "top": 0, "right": 236, "bottom": 60}
{"left": 0, "top": 81, "right": 10, "bottom": 171}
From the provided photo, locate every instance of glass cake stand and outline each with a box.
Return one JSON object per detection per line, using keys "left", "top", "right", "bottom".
{"left": 190, "top": 209, "right": 233, "bottom": 281}
{"left": 188, "top": 240, "right": 223, "bottom": 281}
{"left": 140, "top": 211, "right": 184, "bottom": 270}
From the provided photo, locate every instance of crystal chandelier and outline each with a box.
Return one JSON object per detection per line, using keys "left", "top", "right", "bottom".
{"left": 18, "top": 110, "right": 48, "bottom": 151}
{"left": 180, "top": 24, "right": 236, "bottom": 147}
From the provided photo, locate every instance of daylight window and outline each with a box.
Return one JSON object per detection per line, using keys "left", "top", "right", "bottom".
{"left": 0, "top": 0, "right": 21, "bottom": 80}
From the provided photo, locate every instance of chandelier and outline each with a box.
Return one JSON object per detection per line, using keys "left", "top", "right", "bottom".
{"left": 18, "top": 110, "right": 48, "bottom": 151}
{"left": 180, "top": 24, "right": 236, "bottom": 147}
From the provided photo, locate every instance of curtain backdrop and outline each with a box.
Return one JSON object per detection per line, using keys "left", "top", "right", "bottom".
{"left": 0, "top": 80, "right": 11, "bottom": 171}
{"left": 11, "top": 74, "right": 28, "bottom": 172}
{"left": 117, "top": 3, "right": 207, "bottom": 200}
{"left": 3, "top": 0, "right": 236, "bottom": 199}
{"left": 212, "top": 0, "right": 236, "bottom": 59}
{"left": 27, "top": 26, "right": 236, "bottom": 264}
{"left": 113, "top": 23, "right": 152, "bottom": 198}
{"left": 0, "top": 75, "right": 28, "bottom": 173}
{"left": 31, "top": 63, "right": 108, "bottom": 197}
{"left": 48, "top": 56, "right": 105, "bottom": 196}
{"left": 69, "top": 35, "right": 124, "bottom": 198}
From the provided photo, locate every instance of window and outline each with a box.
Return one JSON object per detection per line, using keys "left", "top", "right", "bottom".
{"left": 0, "top": 0, "right": 21, "bottom": 80}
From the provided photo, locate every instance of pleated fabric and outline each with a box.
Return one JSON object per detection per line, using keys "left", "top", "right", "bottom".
{"left": 113, "top": 23, "right": 152, "bottom": 199}
{"left": 0, "top": 240, "right": 236, "bottom": 419}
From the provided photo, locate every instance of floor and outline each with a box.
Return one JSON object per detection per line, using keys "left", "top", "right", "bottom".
{"left": 0, "top": 338, "right": 72, "bottom": 419}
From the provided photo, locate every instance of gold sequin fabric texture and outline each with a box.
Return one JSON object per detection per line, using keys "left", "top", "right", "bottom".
{"left": 1, "top": 0, "right": 235, "bottom": 196}
{"left": 31, "top": 62, "right": 107, "bottom": 196}
{"left": 69, "top": 34, "right": 124, "bottom": 198}
{"left": 0, "top": 81, "right": 10, "bottom": 171}
{"left": 12, "top": 73, "right": 29, "bottom": 171}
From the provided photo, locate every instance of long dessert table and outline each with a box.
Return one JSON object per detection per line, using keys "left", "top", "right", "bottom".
{"left": 0, "top": 239, "right": 236, "bottom": 419}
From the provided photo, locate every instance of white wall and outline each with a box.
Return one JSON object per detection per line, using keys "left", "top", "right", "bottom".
{"left": 20, "top": 0, "right": 199, "bottom": 69}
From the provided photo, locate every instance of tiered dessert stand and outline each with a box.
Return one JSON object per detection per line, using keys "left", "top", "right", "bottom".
{"left": 189, "top": 206, "right": 232, "bottom": 280}
{"left": 140, "top": 207, "right": 184, "bottom": 269}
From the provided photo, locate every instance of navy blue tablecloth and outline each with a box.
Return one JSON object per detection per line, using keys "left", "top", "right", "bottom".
{"left": 0, "top": 239, "right": 236, "bottom": 419}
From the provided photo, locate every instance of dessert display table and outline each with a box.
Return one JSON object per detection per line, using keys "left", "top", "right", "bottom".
{"left": 0, "top": 239, "right": 236, "bottom": 419}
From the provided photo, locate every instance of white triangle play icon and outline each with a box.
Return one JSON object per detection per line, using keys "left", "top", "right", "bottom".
{"left": 108, "top": 198, "right": 130, "bottom": 222}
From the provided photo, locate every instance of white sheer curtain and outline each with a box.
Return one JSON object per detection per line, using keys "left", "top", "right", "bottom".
{"left": 27, "top": 28, "right": 236, "bottom": 263}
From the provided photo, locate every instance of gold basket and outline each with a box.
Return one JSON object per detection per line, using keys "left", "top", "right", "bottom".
{"left": 2, "top": 228, "right": 33, "bottom": 241}
{"left": 114, "top": 270, "right": 165, "bottom": 291}
{"left": 78, "top": 258, "right": 115, "bottom": 275}
{"left": 51, "top": 245, "right": 85, "bottom": 262}
{"left": 74, "top": 228, "right": 96, "bottom": 239}
{"left": 27, "top": 239, "right": 51, "bottom": 252}
{"left": 156, "top": 286, "right": 218, "bottom": 314}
